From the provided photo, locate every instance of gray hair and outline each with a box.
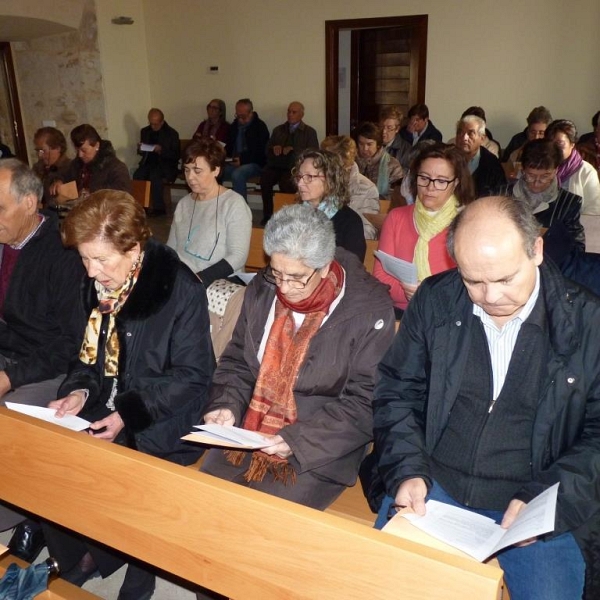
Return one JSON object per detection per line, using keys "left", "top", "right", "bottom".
{"left": 0, "top": 158, "right": 43, "bottom": 203}
{"left": 457, "top": 114, "right": 486, "bottom": 137}
{"left": 263, "top": 204, "right": 336, "bottom": 269}
{"left": 447, "top": 196, "right": 540, "bottom": 260}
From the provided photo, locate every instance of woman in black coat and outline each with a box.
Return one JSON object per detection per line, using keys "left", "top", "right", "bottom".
{"left": 44, "top": 190, "right": 214, "bottom": 600}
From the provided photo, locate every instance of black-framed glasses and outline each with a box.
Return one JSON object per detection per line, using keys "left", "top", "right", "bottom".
{"left": 185, "top": 195, "right": 220, "bottom": 261}
{"left": 416, "top": 174, "right": 457, "bottom": 191}
{"left": 263, "top": 265, "right": 318, "bottom": 290}
{"left": 293, "top": 173, "right": 326, "bottom": 185}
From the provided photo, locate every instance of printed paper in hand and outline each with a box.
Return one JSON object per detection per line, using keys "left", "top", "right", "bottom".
{"left": 5, "top": 402, "right": 91, "bottom": 432}
{"left": 140, "top": 143, "right": 156, "bottom": 152}
{"left": 386, "top": 483, "right": 559, "bottom": 562}
{"left": 374, "top": 250, "right": 418, "bottom": 284}
{"left": 182, "top": 424, "right": 276, "bottom": 449}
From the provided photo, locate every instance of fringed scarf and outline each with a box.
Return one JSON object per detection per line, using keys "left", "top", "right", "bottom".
{"left": 413, "top": 196, "right": 458, "bottom": 280}
{"left": 557, "top": 148, "right": 583, "bottom": 186}
{"left": 225, "top": 261, "right": 345, "bottom": 484}
{"left": 79, "top": 254, "right": 143, "bottom": 376}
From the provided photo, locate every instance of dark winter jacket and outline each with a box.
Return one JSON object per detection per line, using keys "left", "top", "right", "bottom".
{"left": 0, "top": 212, "right": 86, "bottom": 388}
{"left": 373, "top": 260, "right": 600, "bottom": 597}
{"left": 205, "top": 248, "right": 395, "bottom": 486}
{"left": 472, "top": 145, "right": 506, "bottom": 198}
{"left": 137, "top": 121, "right": 180, "bottom": 182}
{"left": 225, "top": 112, "right": 270, "bottom": 167}
{"left": 59, "top": 239, "right": 215, "bottom": 465}
{"left": 65, "top": 140, "right": 132, "bottom": 194}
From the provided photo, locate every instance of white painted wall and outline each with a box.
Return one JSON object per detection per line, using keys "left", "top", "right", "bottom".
{"left": 140, "top": 0, "right": 600, "bottom": 148}
{"left": 96, "top": 0, "right": 152, "bottom": 169}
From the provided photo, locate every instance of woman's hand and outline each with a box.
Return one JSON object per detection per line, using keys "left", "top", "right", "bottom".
{"left": 49, "top": 180, "right": 63, "bottom": 196}
{"left": 49, "top": 391, "right": 87, "bottom": 417}
{"left": 88, "top": 412, "right": 125, "bottom": 443}
{"left": 261, "top": 435, "right": 293, "bottom": 459}
{"left": 204, "top": 408, "right": 235, "bottom": 426}
{"left": 400, "top": 281, "right": 420, "bottom": 302}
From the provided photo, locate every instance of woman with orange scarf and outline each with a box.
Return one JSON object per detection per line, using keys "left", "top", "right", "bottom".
{"left": 199, "top": 203, "right": 394, "bottom": 509}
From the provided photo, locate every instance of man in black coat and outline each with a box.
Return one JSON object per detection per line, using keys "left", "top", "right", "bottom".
{"left": 133, "top": 108, "right": 180, "bottom": 215}
{"left": 223, "top": 98, "right": 269, "bottom": 200}
{"left": 0, "top": 158, "right": 85, "bottom": 546}
{"left": 373, "top": 196, "right": 600, "bottom": 600}
{"left": 455, "top": 115, "right": 506, "bottom": 197}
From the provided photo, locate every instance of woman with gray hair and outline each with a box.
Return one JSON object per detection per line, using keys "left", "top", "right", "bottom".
{"left": 293, "top": 148, "right": 366, "bottom": 261}
{"left": 199, "top": 203, "right": 394, "bottom": 511}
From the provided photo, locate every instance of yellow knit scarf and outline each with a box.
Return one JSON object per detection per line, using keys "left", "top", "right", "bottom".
{"left": 413, "top": 195, "right": 458, "bottom": 280}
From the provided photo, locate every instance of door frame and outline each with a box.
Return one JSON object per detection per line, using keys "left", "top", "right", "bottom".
{"left": 325, "top": 15, "right": 428, "bottom": 135}
{"left": 0, "top": 42, "right": 27, "bottom": 162}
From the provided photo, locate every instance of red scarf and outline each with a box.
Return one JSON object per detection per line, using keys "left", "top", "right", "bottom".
{"left": 225, "top": 261, "right": 344, "bottom": 483}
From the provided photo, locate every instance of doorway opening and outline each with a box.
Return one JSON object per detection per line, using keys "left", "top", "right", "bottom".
{"left": 325, "top": 15, "right": 428, "bottom": 135}
{"left": 0, "top": 42, "right": 26, "bottom": 161}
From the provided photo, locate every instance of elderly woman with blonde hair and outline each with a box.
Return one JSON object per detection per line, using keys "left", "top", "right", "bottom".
{"left": 321, "top": 135, "right": 380, "bottom": 239}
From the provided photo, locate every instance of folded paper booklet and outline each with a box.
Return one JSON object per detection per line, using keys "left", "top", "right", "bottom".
{"left": 182, "top": 424, "right": 276, "bottom": 449}
{"left": 5, "top": 402, "right": 91, "bottom": 432}
{"left": 55, "top": 180, "right": 79, "bottom": 205}
{"left": 373, "top": 250, "right": 418, "bottom": 285}
{"left": 384, "top": 482, "right": 559, "bottom": 562}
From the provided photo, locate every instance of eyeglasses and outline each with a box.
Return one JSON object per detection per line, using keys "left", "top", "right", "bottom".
{"left": 36, "top": 148, "right": 50, "bottom": 155}
{"left": 263, "top": 265, "right": 318, "bottom": 290}
{"left": 382, "top": 125, "right": 399, "bottom": 132}
{"left": 185, "top": 195, "right": 220, "bottom": 261}
{"left": 416, "top": 174, "right": 457, "bottom": 191}
{"left": 457, "top": 129, "right": 480, "bottom": 140}
{"left": 293, "top": 173, "right": 326, "bottom": 185}
{"left": 522, "top": 173, "right": 555, "bottom": 185}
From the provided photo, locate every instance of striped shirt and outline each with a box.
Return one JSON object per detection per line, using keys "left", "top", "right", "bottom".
{"left": 472, "top": 268, "right": 540, "bottom": 402}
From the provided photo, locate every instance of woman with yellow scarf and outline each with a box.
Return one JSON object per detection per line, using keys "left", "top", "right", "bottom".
{"left": 374, "top": 143, "right": 474, "bottom": 317}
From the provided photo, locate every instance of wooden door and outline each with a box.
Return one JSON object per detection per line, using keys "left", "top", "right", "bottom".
{"left": 326, "top": 16, "right": 428, "bottom": 135}
{"left": 0, "top": 43, "right": 26, "bottom": 161}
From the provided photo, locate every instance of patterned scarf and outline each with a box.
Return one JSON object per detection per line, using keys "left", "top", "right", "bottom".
{"left": 225, "top": 261, "right": 345, "bottom": 484}
{"left": 557, "top": 148, "right": 583, "bottom": 186}
{"left": 79, "top": 253, "right": 143, "bottom": 376}
{"left": 413, "top": 195, "right": 458, "bottom": 280}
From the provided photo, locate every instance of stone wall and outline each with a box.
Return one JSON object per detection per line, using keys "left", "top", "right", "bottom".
{"left": 11, "top": 0, "right": 107, "bottom": 165}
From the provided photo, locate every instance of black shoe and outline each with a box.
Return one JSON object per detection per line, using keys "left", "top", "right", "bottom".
{"left": 61, "top": 552, "right": 100, "bottom": 587}
{"left": 8, "top": 520, "right": 46, "bottom": 563}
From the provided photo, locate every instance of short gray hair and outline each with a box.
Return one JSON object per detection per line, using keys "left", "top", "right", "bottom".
{"left": 457, "top": 114, "right": 486, "bottom": 137}
{"left": 0, "top": 158, "right": 43, "bottom": 203}
{"left": 447, "top": 196, "right": 540, "bottom": 260}
{"left": 263, "top": 204, "right": 336, "bottom": 269}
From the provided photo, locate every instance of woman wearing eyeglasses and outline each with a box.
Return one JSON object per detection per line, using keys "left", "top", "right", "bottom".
{"left": 44, "top": 190, "right": 214, "bottom": 599}
{"left": 545, "top": 119, "right": 600, "bottom": 216}
{"left": 192, "top": 99, "right": 230, "bottom": 144}
{"left": 373, "top": 143, "right": 474, "bottom": 316}
{"left": 495, "top": 139, "right": 585, "bottom": 255}
{"left": 32, "top": 126, "right": 72, "bottom": 207}
{"left": 198, "top": 203, "right": 394, "bottom": 517}
{"left": 293, "top": 148, "right": 366, "bottom": 261}
{"left": 167, "top": 138, "right": 252, "bottom": 287}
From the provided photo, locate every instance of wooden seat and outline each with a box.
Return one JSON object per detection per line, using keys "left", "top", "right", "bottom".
{"left": 273, "top": 192, "right": 296, "bottom": 213}
{"left": 364, "top": 198, "right": 392, "bottom": 234}
{"left": 363, "top": 238, "right": 379, "bottom": 273}
{"left": 131, "top": 179, "right": 151, "bottom": 209}
{"left": 0, "top": 410, "right": 506, "bottom": 600}
{"left": 245, "top": 227, "right": 267, "bottom": 272}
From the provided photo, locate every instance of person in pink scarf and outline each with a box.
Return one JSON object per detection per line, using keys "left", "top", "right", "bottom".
{"left": 546, "top": 119, "right": 600, "bottom": 215}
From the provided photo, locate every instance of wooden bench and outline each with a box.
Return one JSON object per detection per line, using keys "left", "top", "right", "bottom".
{"left": 0, "top": 409, "right": 505, "bottom": 600}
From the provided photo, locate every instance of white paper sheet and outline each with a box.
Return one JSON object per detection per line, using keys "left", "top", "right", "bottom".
{"left": 182, "top": 424, "right": 275, "bottom": 449}
{"left": 140, "top": 143, "right": 156, "bottom": 152}
{"left": 393, "top": 483, "right": 559, "bottom": 562}
{"left": 5, "top": 402, "right": 91, "bottom": 432}
{"left": 374, "top": 250, "right": 418, "bottom": 284}
{"left": 231, "top": 271, "right": 256, "bottom": 284}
